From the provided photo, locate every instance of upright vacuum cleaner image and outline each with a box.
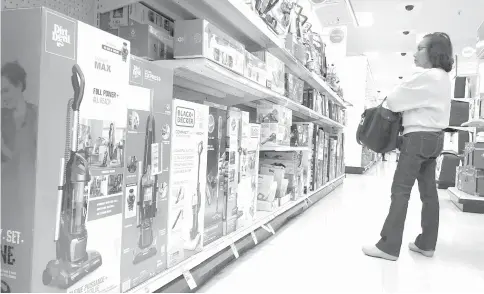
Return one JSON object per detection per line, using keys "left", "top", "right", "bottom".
{"left": 42, "top": 65, "right": 102, "bottom": 289}
{"left": 133, "top": 113, "right": 158, "bottom": 264}
{"left": 186, "top": 141, "right": 204, "bottom": 250}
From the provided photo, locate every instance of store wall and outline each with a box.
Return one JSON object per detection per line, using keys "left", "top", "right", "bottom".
{"left": 339, "top": 56, "right": 369, "bottom": 167}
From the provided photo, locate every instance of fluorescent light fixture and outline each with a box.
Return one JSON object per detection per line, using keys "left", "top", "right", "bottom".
{"left": 355, "top": 12, "right": 373, "bottom": 27}
{"left": 344, "top": 0, "right": 360, "bottom": 27}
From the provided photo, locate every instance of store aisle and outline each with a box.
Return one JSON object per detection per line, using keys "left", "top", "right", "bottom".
{"left": 200, "top": 161, "right": 484, "bottom": 293}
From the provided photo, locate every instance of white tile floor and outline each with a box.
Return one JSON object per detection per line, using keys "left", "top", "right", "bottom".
{"left": 200, "top": 159, "right": 484, "bottom": 293}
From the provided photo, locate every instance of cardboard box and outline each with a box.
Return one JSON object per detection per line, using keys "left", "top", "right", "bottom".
{"left": 285, "top": 72, "right": 304, "bottom": 103}
{"left": 260, "top": 164, "right": 286, "bottom": 198}
{"left": 203, "top": 104, "right": 227, "bottom": 246}
{"left": 174, "top": 19, "right": 245, "bottom": 75}
{"left": 244, "top": 51, "right": 268, "bottom": 86}
{"left": 257, "top": 174, "right": 277, "bottom": 202}
{"left": 252, "top": 50, "right": 285, "bottom": 95}
{"left": 1, "top": 8, "right": 131, "bottom": 292}
{"left": 260, "top": 151, "right": 304, "bottom": 200}
{"left": 224, "top": 108, "right": 242, "bottom": 234}
{"left": 119, "top": 56, "right": 173, "bottom": 292}
{"left": 167, "top": 100, "right": 209, "bottom": 267}
{"left": 237, "top": 123, "right": 261, "bottom": 229}
{"left": 119, "top": 22, "right": 174, "bottom": 61}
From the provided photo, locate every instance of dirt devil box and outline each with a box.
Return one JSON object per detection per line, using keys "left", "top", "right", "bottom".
{"left": 203, "top": 103, "right": 227, "bottom": 246}
{"left": 119, "top": 56, "right": 173, "bottom": 292}
{"left": 166, "top": 99, "right": 208, "bottom": 268}
{"left": 1, "top": 8, "right": 130, "bottom": 292}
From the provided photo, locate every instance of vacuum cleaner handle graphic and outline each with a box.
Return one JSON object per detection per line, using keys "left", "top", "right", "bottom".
{"left": 71, "top": 64, "right": 85, "bottom": 112}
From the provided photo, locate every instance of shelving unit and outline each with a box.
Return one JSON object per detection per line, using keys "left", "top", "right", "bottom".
{"left": 1, "top": 0, "right": 348, "bottom": 293}
{"left": 448, "top": 187, "right": 484, "bottom": 213}
{"left": 128, "top": 175, "right": 344, "bottom": 293}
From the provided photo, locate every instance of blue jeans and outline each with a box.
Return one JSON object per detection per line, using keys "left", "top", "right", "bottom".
{"left": 376, "top": 131, "right": 444, "bottom": 257}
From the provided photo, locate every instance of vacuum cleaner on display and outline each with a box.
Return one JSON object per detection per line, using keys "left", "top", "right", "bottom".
{"left": 133, "top": 114, "right": 158, "bottom": 264}
{"left": 187, "top": 141, "right": 204, "bottom": 250}
{"left": 42, "top": 65, "right": 102, "bottom": 289}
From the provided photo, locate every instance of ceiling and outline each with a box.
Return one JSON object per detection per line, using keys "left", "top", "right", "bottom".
{"left": 314, "top": 0, "right": 484, "bottom": 95}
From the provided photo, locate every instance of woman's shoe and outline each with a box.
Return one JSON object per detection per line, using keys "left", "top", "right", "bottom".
{"left": 362, "top": 245, "right": 398, "bottom": 261}
{"left": 408, "top": 242, "right": 434, "bottom": 257}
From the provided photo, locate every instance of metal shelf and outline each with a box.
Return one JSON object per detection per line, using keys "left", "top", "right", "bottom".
{"left": 96, "top": 0, "right": 346, "bottom": 107}
{"left": 259, "top": 146, "right": 310, "bottom": 152}
{"left": 127, "top": 174, "right": 345, "bottom": 293}
{"left": 154, "top": 58, "right": 345, "bottom": 130}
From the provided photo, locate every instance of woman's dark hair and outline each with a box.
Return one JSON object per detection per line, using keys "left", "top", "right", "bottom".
{"left": 423, "top": 32, "right": 454, "bottom": 73}
{"left": 1, "top": 61, "right": 27, "bottom": 92}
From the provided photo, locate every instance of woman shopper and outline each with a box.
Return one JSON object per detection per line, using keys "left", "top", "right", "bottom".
{"left": 363, "top": 32, "right": 453, "bottom": 261}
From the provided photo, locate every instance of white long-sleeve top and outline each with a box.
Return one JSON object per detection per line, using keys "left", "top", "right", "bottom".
{"left": 385, "top": 67, "right": 451, "bottom": 135}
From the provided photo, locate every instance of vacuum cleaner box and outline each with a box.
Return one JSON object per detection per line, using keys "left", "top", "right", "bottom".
{"left": 1, "top": 7, "right": 130, "bottom": 293}
{"left": 119, "top": 56, "right": 173, "bottom": 292}
{"left": 237, "top": 124, "right": 261, "bottom": 228}
{"left": 118, "top": 22, "right": 174, "bottom": 61}
{"left": 167, "top": 99, "right": 209, "bottom": 267}
{"left": 203, "top": 103, "right": 227, "bottom": 246}
{"left": 224, "top": 107, "right": 242, "bottom": 234}
{"left": 174, "top": 19, "right": 245, "bottom": 76}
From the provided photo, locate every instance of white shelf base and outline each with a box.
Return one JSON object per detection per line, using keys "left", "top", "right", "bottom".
{"left": 259, "top": 146, "right": 310, "bottom": 152}
{"left": 127, "top": 174, "right": 345, "bottom": 293}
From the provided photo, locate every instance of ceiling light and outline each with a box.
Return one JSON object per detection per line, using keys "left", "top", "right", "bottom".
{"left": 462, "top": 47, "right": 476, "bottom": 58}
{"left": 355, "top": 12, "right": 373, "bottom": 27}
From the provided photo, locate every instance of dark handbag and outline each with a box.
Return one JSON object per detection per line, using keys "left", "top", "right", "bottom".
{"left": 356, "top": 98, "right": 403, "bottom": 153}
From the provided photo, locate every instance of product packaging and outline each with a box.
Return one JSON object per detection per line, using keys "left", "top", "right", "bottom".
{"left": 1, "top": 7, "right": 130, "bottom": 292}
{"left": 244, "top": 51, "right": 268, "bottom": 86}
{"left": 285, "top": 33, "right": 306, "bottom": 64}
{"left": 252, "top": 50, "right": 285, "bottom": 95}
{"left": 285, "top": 72, "right": 304, "bottom": 103}
{"left": 290, "top": 123, "right": 313, "bottom": 147}
{"left": 224, "top": 108, "right": 244, "bottom": 234}
{"left": 119, "top": 22, "right": 174, "bottom": 61}
{"left": 237, "top": 123, "right": 261, "bottom": 229}
{"left": 99, "top": 3, "right": 174, "bottom": 37}
{"left": 203, "top": 103, "right": 227, "bottom": 246}
{"left": 174, "top": 19, "right": 245, "bottom": 75}
{"left": 257, "top": 105, "right": 290, "bottom": 147}
{"left": 310, "top": 126, "right": 319, "bottom": 191}
{"left": 260, "top": 164, "right": 286, "bottom": 199}
{"left": 167, "top": 100, "right": 209, "bottom": 267}
{"left": 260, "top": 151, "right": 304, "bottom": 200}
{"left": 120, "top": 56, "right": 173, "bottom": 292}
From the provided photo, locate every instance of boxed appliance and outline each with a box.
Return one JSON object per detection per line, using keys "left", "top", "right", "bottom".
{"left": 237, "top": 123, "right": 261, "bottom": 229}
{"left": 203, "top": 103, "right": 227, "bottom": 246}
{"left": 98, "top": 3, "right": 174, "bottom": 37}
{"left": 128, "top": 2, "right": 174, "bottom": 36}
{"left": 285, "top": 33, "right": 306, "bottom": 64}
{"left": 285, "top": 72, "right": 304, "bottom": 103}
{"left": 1, "top": 8, "right": 130, "bottom": 292}
{"left": 252, "top": 50, "right": 285, "bottom": 95}
{"left": 460, "top": 167, "right": 484, "bottom": 197}
{"left": 290, "top": 122, "right": 314, "bottom": 147}
{"left": 260, "top": 164, "right": 286, "bottom": 199}
{"left": 257, "top": 174, "right": 278, "bottom": 202}
{"left": 120, "top": 56, "right": 173, "bottom": 292}
{"left": 244, "top": 51, "right": 268, "bottom": 86}
{"left": 167, "top": 99, "right": 209, "bottom": 267}
{"left": 260, "top": 151, "right": 304, "bottom": 200}
{"left": 257, "top": 104, "right": 291, "bottom": 146}
{"left": 224, "top": 107, "right": 243, "bottom": 234}
{"left": 119, "top": 22, "right": 174, "bottom": 61}
{"left": 309, "top": 126, "right": 319, "bottom": 191}
{"left": 174, "top": 19, "right": 245, "bottom": 75}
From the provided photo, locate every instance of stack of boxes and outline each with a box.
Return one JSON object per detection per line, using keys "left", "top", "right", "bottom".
{"left": 99, "top": 3, "right": 174, "bottom": 61}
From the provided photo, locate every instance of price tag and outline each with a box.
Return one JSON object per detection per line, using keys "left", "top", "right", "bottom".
{"left": 304, "top": 199, "right": 309, "bottom": 208}
{"left": 182, "top": 270, "right": 197, "bottom": 290}
{"left": 267, "top": 224, "right": 275, "bottom": 235}
{"left": 307, "top": 197, "right": 313, "bottom": 204}
{"left": 261, "top": 224, "right": 272, "bottom": 233}
{"left": 230, "top": 243, "right": 239, "bottom": 259}
{"left": 250, "top": 231, "right": 258, "bottom": 245}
